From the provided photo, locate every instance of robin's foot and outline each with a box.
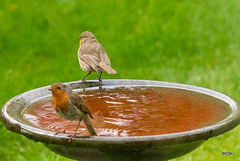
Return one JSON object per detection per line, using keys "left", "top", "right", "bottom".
{"left": 95, "top": 77, "right": 102, "bottom": 82}
{"left": 81, "top": 78, "right": 86, "bottom": 83}
{"left": 81, "top": 72, "right": 91, "bottom": 82}
{"left": 68, "top": 134, "right": 76, "bottom": 143}
{"left": 98, "top": 72, "right": 103, "bottom": 82}
{"left": 54, "top": 132, "right": 60, "bottom": 135}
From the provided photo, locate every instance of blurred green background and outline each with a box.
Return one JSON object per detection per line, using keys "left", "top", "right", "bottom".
{"left": 0, "top": 0, "right": 240, "bottom": 160}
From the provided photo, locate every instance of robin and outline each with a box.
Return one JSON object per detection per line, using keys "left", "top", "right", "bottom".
{"left": 49, "top": 82, "right": 97, "bottom": 142}
{"left": 78, "top": 31, "right": 117, "bottom": 82}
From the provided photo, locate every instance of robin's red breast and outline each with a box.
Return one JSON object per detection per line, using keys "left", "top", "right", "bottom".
{"left": 49, "top": 82, "right": 96, "bottom": 142}
{"left": 78, "top": 31, "right": 117, "bottom": 82}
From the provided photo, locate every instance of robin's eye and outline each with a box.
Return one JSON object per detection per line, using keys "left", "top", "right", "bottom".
{"left": 57, "top": 87, "right": 61, "bottom": 89}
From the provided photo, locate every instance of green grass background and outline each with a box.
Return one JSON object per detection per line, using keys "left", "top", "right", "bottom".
{"left": 0, "top": 0, "right": 240, "bottom": 160}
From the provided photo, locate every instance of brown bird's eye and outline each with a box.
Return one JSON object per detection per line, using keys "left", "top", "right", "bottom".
{"left": 57, "top": 87, "right": 61, "bottom": 89}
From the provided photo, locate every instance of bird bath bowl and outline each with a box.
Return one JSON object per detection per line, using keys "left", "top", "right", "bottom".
{"left": 1, "top": 79, "right": 240, "bottom": 161}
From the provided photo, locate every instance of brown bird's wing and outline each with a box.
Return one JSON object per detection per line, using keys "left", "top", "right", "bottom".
{"left": 95, "top": 43, "right": 117, "bottom": 74}
{"left": 79, "top": 42, "right": 101, "bottom": 72}
{"left": 81, "top": 54, "right": 101, "bottom": 72}
{"left": 68, "top": 91, "right": 94, "bottom": 119}
{"left": 96, "top": 43, "right": 111, "bottom": 66}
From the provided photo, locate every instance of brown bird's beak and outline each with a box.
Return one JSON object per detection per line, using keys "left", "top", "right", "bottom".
{"left": 79, "top": 38, "right": 82, "bottom": 46}
{"left": 78, "top": 37, "right": 80, "bottom": 40}
{"left": 48, "top": 88, "right": 52, "bottom": 91}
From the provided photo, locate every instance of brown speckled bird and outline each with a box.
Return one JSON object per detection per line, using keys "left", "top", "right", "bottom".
{"left": 49, "top": 82, "right": 97, "bottom": 142}
{"left": 78, "top": 31, "right": 117, "bottom": 82}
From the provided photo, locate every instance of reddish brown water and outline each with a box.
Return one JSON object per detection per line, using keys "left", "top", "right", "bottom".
{"left": 23, "top": 86, "right": 230, "bottom": 137}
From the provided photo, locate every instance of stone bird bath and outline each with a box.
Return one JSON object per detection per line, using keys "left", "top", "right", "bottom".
{"left": 1, "top": 79, "right": 240, "bottom": 161}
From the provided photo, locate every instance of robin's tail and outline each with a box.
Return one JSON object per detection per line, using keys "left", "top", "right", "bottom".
{"left": 99, "top": 62, "right": 117, "bottom": 74}
{"left": 83, "top": 116, "right": 97, "bottom": 135}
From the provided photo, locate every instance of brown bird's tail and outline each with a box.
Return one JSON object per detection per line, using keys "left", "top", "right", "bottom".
{"left": 83, "top": 116, "right": 97, "bottom": 135}
{"left": 99, "top": 62, "right": 117, "bottom": 74}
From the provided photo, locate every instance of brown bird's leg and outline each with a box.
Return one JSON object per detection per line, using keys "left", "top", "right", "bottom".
{"left": 81, "top": 72, "right": 91, "bottom": 82}
{"left": 68, "top": 119, "right": 82, "bottom": 143}
{"left": 98, "top": 71, "right": 103, "bottom": 82}
{"left": 63, "top": 120, "right": 73, "bottom": 133}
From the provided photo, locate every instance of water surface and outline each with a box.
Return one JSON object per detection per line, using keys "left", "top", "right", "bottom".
{"left": 23, "top": 86, "right": 230, "bottom": 137}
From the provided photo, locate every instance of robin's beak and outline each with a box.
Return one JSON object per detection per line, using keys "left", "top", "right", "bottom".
{"left": 48, "top": 88, "right": 52, "bottom": 91}
{"left": 79, "top": 38, "right": 82, "bottom": 46}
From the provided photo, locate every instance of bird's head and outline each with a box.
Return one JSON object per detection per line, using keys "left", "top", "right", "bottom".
{"left": 78, "top": 31, "right": 95, "bottom": 46}
{"left": 49, "top": 83, "right": 70, "bottom": 97}
{"left": 49, "top": 83, "right": 71, "bottom": 112}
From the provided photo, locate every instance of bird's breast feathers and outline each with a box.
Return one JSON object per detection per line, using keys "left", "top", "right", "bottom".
{"left": 57, "top": 103, "right": 83, "bottom": 120}
{"left": 52, "top": 94, "right": 70, "bottom": 113}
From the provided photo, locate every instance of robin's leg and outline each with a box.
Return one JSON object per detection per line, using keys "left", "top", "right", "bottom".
{"left": 97, "top": 71, "right": 103, "bottom": 82}
{"left": 81, "top": 72, "right": 91, "bottom": 82}
{"left": 69, "top": 119, "right": 82, "bottom": 143}
{"left": 63, "top": 120, "right": 73, "bottom": 133}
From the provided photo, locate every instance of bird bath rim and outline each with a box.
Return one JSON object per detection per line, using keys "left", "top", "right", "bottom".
{"left": 1, "top": 79, "right": 240, "bottom": 146}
